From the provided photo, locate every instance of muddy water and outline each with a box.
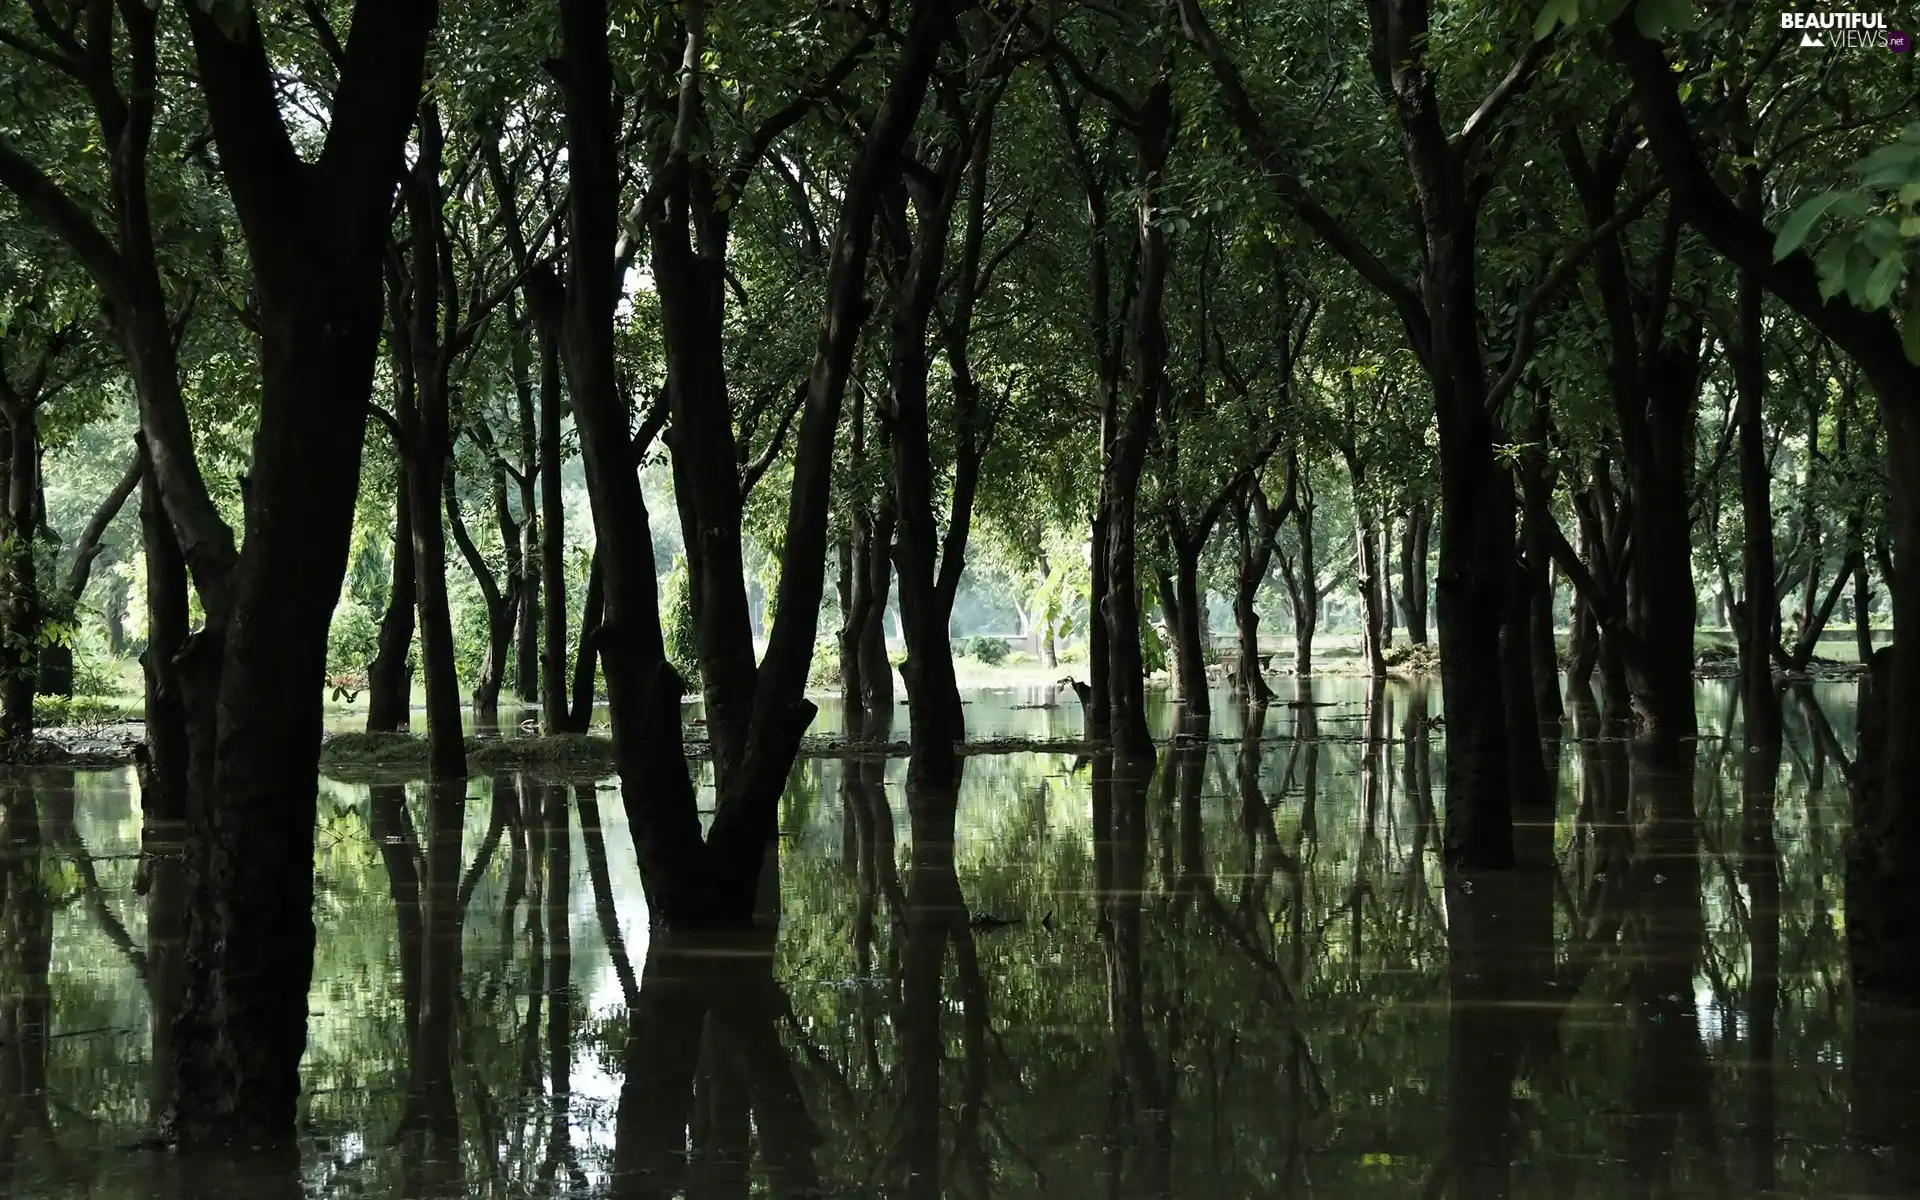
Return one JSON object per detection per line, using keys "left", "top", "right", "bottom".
{"left": 5, "top": 678, "right": 1914, "bottom": 1197}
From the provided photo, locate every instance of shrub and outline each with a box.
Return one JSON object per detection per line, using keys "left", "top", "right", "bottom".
{"left": 966, "top": 636, "right": 1010, "bottom": 666}
{"left": 1382, "top": 642, "right": 1441, "bottom": 672}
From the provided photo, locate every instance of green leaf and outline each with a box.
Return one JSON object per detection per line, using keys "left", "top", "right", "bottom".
{"left": 1533, "top": 0, "right": 1580, "bottom": 41}
{"left": 1815, "top": 235, "right": 1853, "bottom": 299}
{"left": 1902, "top": 294, "right": 1920, "bottom": 365}
{"left": 1774, "top": 190, "right": 1865, "bottom": 260}
{"left": 1861, "top": 254, "right": 1907, "bottom": 309}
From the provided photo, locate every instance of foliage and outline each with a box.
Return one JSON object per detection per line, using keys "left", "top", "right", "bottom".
{"left": 662, "top": 556, "right": 700, "bottom": 695}
{"left": 965, "top": 636, "right": 1010, "bottom": 666}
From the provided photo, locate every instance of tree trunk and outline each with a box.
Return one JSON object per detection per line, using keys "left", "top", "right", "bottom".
{"left": 534, "top": 287, "right": 571, "bottom": 735}
{"left": 445, "top": 465, "right": 513, "bottom": 726}
{"left": 1500, "top": 553, "right": 1549, "bottom": 809}
{"left": 568, "top": 550, "right": 603, "bottom": 732}
{"left": 1618, "top": 336, "right": 1703, "bottom": 742}
{"left": 1164, "top": 549, "right": 1211, "bottom": 721}
{"left": 1102, "top": 80, "right": 1176, "bottom": 763}
{"left": 837, "top": 528, "right": 869, "bottom": 733}
{"left": 1378, "top": 514, "right": 1396, "bottom": 649}
{"left": 1398, "top": 501, "right": 1430, "bottom": 645}
{"left": 139, "top": 438, "right": 190, "bottom": 1131}
{"left": 551, "top": 0, "right": 946, "bottom": 927}
{"left": 366, "top": 469, "right": 416, "bottom": 733}
{"left": 398, "top": 108, "right": 468, "bottom": 781}
{"left": 1280, "top": 491, "right": 1319, "bottom": 677}
{"left": 1349, "top": 484, "right": 1385, "bottom": 679}
{"left": 1854, "top": 552, "right": 1874, "bottom": 664}
{"left": 1087, "top": 506, "right": 1111, "bottom": 736}
{"left": 859, "top": 504, "right": 895, "bottom": 725}
{"left": 0, "top": 403, "right": 41, "bottom": 744}
{"left": 1730, "top": 261, "right": 1780, "bottom": 747}
{"left": 512, "top": 338, "right": 541, "bottom": 703}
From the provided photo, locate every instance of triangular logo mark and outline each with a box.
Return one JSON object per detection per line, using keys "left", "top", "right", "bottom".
{"left": 1800, "top": 30, "right": 1825, "bottom": 46}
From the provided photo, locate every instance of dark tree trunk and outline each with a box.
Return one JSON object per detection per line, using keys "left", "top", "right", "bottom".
{"left": 1617, "top": 333, "right": 1703, "bottom": 742}
{"left": 1397, "top": 500, "right": 1430, "bottom": 645}
{"left": 1612, "top": 20, "right": 1920, "bottom": 995}
{"left": 1378, "top": 514, "right": 1396, "bottom": 649}
{"left": 531, "top": 276, "right": 571, "bottom": 735}
{"left": 0, "top": 403, "right": 41, "bottom": 744}
{"left": 1500, "top": 553, "right": 1549, "bottom": 810}
{"left": 1516, "top": 399, "right": 1563, "bottom": 725}
{"left": 397, "top": 106, "right": 467, "bottom": 780}
{"left": 1087, "top": 506, "right": 1111, "bottom": 735}
{"left": 878, "top": 118, "right": 979, "bottom": 781}
{"left": 1229, "top": 476, "right": 1293, "bottom": 706}
{"left": 1730, "top": 258, "right": 1780, "bottom": 747}
{"left": 568, "top": 550, "right": 603, "bottom": 732}
{"left": 168, "top": 0, "right": 440, "bottom": 1148}
{"left": 1278, "top": 489, "right": 1319, "bottom": 677}
{"left": 367, "top": 468, "right": 417, "bottom": 733}
{"left": 837, "top": 530, "right": 869, "bottom": 734}
{"left": 552, "top": 0, "right": 948, "bottom": 927}
{"left": 510, "top": 325, "right": 541, "bottom": 704}
{"left": 1102, "top": 80, "right": 1177, "bottom": 762}
{"left": 858, "top": 504, "right": 896, "bottom": 726}
{"left": 1346, "top": 468, "right": 1385, "bottom": 679}
{"left": 445, "top": 465, "right": 513, "bottom": 726}
{"left": 1162, "top": 550, "right": 1211, "bottom": 720}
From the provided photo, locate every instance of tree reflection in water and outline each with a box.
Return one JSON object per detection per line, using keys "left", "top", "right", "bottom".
{"left": 0, "top": 678, "right": 1914, "bottom": 1197}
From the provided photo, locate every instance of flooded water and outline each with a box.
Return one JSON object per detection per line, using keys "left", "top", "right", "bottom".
{"left": 6, "top": 677, "right": 1918, "bottom": 1197}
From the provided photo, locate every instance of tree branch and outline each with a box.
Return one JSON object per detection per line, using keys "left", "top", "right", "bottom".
{"left": 58, "top": 449, "right": 141, "bottom": 607}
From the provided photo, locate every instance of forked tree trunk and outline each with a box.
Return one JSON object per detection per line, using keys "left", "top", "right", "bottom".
{"left": 446, "top": 464, "right": 515, "bottom": 726}
{"left": 552, "top": 0, "right": 950, "bottom": 926}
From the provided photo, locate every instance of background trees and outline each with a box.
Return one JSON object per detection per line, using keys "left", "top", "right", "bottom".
{"left": 0, "top": 0, "right": 1912, "bottom": 1140}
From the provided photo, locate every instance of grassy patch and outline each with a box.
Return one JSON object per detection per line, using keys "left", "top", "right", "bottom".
{"left": 320, "top": 732, "right": 618, "bottom": 779}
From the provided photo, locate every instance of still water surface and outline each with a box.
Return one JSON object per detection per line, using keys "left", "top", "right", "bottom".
{"left": 4, "top": 677, "right": 1917, "bottom": 1197}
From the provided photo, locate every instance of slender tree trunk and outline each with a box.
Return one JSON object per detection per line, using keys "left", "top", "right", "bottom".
{"left": 399, "top": 109, "right": 467, "bottom": 780}
{"left": 512, "top": 340, "right": 541, "bottom": 703}
{"left": 1348, "top": 482, "right": 1385, "bottom": 680}
{"left": 568, "top": 550, "right": 603, "bottom": 732}
{"left": 1731, "top": 262, "right": 1780, "bottom": 747}
{"left": 367, "top": 469, "right": 416, "bottom": 733}
{"left": 534, "top": 293, "right": 571, "bottom": 734}
{"left": 445, "top": 465, "right": 513, "bottom": 725}
{"left": 1280, "top": 491, "right": 1319, "bottom": 677}
{"left": 859, "top": 504, "right": 896, "bottom": 725}
{"left": 1170, "top": 550, "right": 1210, "bottom": 719}
{"left": 837, "top": 528, "right": 869, "bottom": 733}
{"left": 1379, "top": 514, "right": 1396, "bottom": 649}
{"left": 1398, "top": 501, "right": 1430, "bottom": 645}
{"left": 551, "top": 0, "right": 947, "bottom": 926}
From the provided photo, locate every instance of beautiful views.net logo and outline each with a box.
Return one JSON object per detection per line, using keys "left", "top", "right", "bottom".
{"left": 1778, "top": 11, "right": 1910, "bottom": 50}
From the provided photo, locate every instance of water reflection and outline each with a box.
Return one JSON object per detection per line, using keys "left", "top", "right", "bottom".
{"left": 2, "top": 678, "right": 1915, "bottom": 1197}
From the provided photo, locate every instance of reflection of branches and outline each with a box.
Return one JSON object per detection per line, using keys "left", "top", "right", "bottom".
{"left": 51, "top": 823, "right": 147, "bottom": 983}
{"left": 576, "top": 785, "right": 640, "bottom": 1011}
